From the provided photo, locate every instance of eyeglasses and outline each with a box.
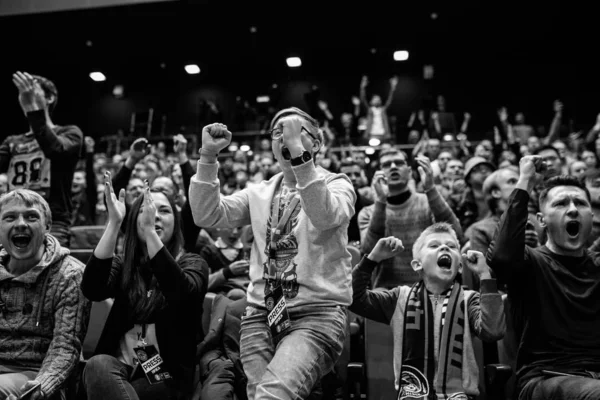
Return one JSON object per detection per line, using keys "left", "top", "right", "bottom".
{"left": 380, "top": 158, "right": 407, "bottom": 169}
{"left": 269, "top": 125, "right": 317, "bottom": 141}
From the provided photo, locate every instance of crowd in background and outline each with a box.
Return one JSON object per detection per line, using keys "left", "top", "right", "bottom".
{"left": 2, "top": 70, "right": 600, "bottom": 400}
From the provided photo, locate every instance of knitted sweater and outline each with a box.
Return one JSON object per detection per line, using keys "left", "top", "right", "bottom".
{"left": 358, "top": 189, "right": 462, "bottom": 288}
{"left": 0, "top": 234, "right": 90, "bottom": 398}
{"left": 349, "top": 256, "right": 505, "bottom": 396}
{"left": 189, "top": 161, "right": 356, "bottom": 308}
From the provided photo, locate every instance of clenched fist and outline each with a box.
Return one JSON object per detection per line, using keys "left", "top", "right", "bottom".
{"left": 201, "top": 123, "right": 232, "bottom": 154}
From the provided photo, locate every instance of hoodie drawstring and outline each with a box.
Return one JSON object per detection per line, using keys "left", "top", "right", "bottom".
{"left": 36, "top": 268, "right": 52, "bottom": 327}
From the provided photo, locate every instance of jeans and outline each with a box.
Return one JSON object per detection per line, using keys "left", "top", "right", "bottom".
{"left": 240, "top": 304, "right": 346, "bottom": 400}
{"left": 0, "top": 370, "right": 37, "bottom": 398}
{"left": 520, "top": 375, "right": 600, "bottom": 400}
{"left": 50, "top": 220, "right": 71, "bottom": 248}
{"left": 82, "top": 354, "right": 174, "bottom": 400}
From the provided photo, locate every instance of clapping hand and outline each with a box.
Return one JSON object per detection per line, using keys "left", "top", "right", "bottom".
{"left": 371, "top": 171, "right": 389, "bottom": 202}
{"left": 139, "top": 182, "right": 157, "bottom": 237}
{"left": 415, "top": 155, "right": 434, "bottom": 191}
{"left": 13, "top": 71, "right": 47, "bottom": 113}
{"left": 104, "top": 172, "right": 126, "bottom": 225}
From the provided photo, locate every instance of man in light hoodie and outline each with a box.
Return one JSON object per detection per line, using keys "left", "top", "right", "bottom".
{"left": 0, "top": 189, "right": 90, "bottom": 399}
{"left": 189, "top": 108, "right": 355, "bottom": 400}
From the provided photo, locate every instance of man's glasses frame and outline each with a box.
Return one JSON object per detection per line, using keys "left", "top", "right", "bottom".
{"left": 269, "top": 125, "right": 317, "bottom": 141}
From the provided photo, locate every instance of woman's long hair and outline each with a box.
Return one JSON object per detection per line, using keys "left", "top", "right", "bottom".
{"left": 120, "top": 188, "right": 184, "bottom": 322}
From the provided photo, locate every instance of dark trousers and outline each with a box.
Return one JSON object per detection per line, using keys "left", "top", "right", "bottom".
{"left": 520, "top": 375, "right": 600, "bottom": 400}
{"left": 82, "top": 355, "right": 175, "bottom": 400}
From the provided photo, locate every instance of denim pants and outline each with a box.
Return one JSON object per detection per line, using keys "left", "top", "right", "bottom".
{"left": 82, "top": 354, "right": 174, "bottom": 400}
{"left": 240, "top": 304, "right": 347, "bottom": 400}
{"left": 520, "top": 375, "right": 600, "bottom": 400}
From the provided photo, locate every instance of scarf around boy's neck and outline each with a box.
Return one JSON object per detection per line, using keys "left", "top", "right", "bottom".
{"left": 398, "top": 281, "right": 466, "bottom": 400}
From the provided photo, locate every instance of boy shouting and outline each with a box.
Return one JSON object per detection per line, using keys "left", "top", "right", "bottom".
{"left": 350, "top": 223, "right": 505, "bottom": 399}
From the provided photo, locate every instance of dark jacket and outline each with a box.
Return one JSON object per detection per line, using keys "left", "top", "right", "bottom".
{"left": 81, "top": 248, "right": 208, "bottom": 397}
{"left": 197, "top": 296, "right": 248, "bottom": 400}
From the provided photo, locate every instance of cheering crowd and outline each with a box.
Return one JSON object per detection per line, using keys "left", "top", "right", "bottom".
{"left": 1, "top": 70, "right": 600, "bottom": 400}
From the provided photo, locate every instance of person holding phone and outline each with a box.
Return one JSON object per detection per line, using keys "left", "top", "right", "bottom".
{"left": 489, "top": 155, "right": 600, "bottom": 399}
{"left": 189, "top": 108, "right": 355, "bottom": 400}
{"left": 358, "top": 148, "right": 463, "bottom": 289}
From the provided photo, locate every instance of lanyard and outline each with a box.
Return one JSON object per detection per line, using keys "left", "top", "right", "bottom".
{"left": 140, "top": 324, "right": 148, "bottom": 346}
{"left": 268, "top": 185, "right": 301, "bottom": 271}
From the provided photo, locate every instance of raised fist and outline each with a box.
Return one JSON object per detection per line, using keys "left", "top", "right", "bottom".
{"left": 201, "top": 123, "right": 232, "bottom": 154}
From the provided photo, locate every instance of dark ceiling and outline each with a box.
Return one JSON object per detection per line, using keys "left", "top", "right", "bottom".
{"left": 0, "top": 0, "right": 598, "bottom": 138}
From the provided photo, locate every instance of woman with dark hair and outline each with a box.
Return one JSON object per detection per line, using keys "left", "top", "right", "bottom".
{"left": 80, "top": 172, "right": 208, "bottom": 400}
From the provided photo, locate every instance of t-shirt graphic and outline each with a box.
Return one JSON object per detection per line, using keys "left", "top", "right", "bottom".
{"left": 6, "top": 137, "right": 51, "bottom": 199}
{"left": 263, "top": 186, "right": 301, "bottom": 299}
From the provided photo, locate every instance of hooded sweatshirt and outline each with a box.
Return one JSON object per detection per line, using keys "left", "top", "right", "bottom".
{"left": 0, "top": 234, "right": 90, "bottom": 398}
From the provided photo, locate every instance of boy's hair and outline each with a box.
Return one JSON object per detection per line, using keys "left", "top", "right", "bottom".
{"left": 31, "top": 75, "right": 58, "bottom": 114}
{"left": 0, "top": 189, "right": 52, "bottom": 226}
{"left": 539, "top": 175, "right": 591, "bottom": 209}
{"left": 412, "top": 222, "right": 459, "bottom": 259}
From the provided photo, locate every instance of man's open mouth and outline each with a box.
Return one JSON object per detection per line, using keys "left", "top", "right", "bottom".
{"left": 566, "top": 221, "right": 580, "bottom": 238}
{"left": 11, "top": 234, "right": 32, "bottom": 249}
{"left": 437, "top": 254, "right": 452, "bottom": 269}
{"left": 281, "top": 146, "right": 292, "bottom": 161}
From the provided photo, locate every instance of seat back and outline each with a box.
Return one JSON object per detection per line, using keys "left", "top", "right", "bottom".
{"left": 364, "top": 318, "right": 396, "bottom": 400}
{"left": 70, "top": 225, "right": 105, "bottom": 250}
{"left": 82, "top": 299, "right": 113, "bottom": 360}
{"left": 202, "top": 292, "right": 217, "bottom": 336}
{"left": 70, "top": 249, "right": 95, "bottom": 265}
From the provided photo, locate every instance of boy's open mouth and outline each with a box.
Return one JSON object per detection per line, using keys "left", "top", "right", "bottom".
{"left": 437, "top": 254, "right": 452, "bottom": 270}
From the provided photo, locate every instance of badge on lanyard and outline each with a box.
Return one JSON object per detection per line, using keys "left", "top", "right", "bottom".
{"left": 265, "top": 284, "right": 291, "bottom": 339}
{"left": 133, "top": 326, "right": 172, "bottom": 385}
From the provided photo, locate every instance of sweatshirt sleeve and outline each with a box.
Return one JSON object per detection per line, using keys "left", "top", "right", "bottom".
{"left": 467, "top": 279, "right": 505, "bottom": 342}
{"left": 81, "top": 255, "right": 122, "bottom": 301}
{"left": 149, "top": 248, "right": 208, "bottom": 306}
{"left": 189, "top": 161, "right": 251, "bottom": 229}
{"left": 27, "top": 110, "right": 83, "bottom": 159}
{"left": 359, "top": 202, "right": 386, "bottom": 254}
{"left": 349, "top": 255, "right": 400, "bottom": 324}
{"left": 36, "top": 271, "right": 91, "bottom": 398}
{"left": 293, "top": 162, "right": 356, "bottom": 230}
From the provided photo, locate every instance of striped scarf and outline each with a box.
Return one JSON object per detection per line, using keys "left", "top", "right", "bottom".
{"left": 398, "top": 281, "right": 466, "bottom": 400}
